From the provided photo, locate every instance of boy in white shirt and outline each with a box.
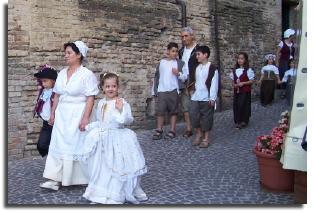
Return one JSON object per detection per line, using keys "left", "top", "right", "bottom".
{"left": 152, "top": 42, "right": 187, "bottom": 140}
{"left": 188, "top": 46, "right": 219, "bottom": 148}
{"left": 34, "top": 65, "right": 58, "bottom": 157}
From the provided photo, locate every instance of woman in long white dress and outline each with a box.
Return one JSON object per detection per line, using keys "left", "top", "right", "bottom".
{"left": 40, "top": 41, "right": 99, "bottom": 190}
{"left": 81, "top": 72, "right": 148, "bottom": 204}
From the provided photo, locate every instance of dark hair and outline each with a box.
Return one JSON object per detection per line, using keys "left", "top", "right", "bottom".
{"left": 167, "top": 42, "right": 179, "bottom": 50}
{"left": 64, "top": 42, "right": 84, "bottom": 62}
{"left": 288, "top": 59, "right": 295, "bottom": 69}
{"left": 196, "top": 45, "right": 210, "bottom": 58}
{"left": 234, "top": 52, "right": 249, "bottom": 70}
{"left": 98, "top": 72, "right": 119, "bottom": 92}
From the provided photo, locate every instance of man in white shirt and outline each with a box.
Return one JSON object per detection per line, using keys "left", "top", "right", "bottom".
{"left": 178, "top": 27, "right": 199, "bottom": 138}
{"left": 188, "top": 46, "right": 219, "bottom": 148}
{"left": 152, "top": 42, "right": 186, "bottom": 140}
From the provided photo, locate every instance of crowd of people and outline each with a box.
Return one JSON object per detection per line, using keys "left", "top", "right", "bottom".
{"left": 32, "top": 27, "right": 297, "bottom": 204}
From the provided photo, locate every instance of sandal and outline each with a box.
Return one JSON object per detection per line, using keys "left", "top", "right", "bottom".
{"left": 165, "top": 131, "right": 176, "bottom": 139}
{"left": 183, "top": 130, "right": 193, "bottom": 138}
{"left": 199, "top": 140, "right": 210, "bottom": 148}
{"left": 192, "top": 137, "right": 202, "bottom": 146}
{"left": 152, "top": 129, "right": 163, "bottom": 140}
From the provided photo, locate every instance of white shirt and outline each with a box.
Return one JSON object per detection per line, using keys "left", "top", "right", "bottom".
{"left": 40, "top": 88, "right": 53, "bottom": 121}
{"left": 261, "top": 64, "right": 279, "bottom": 75}
{"left": 191, "top": 62, "right": 219, "bottom": 102}
{"left": 282, "top": 68, "right": 297, "bottom": 82}
{"left": 157, "top": 59, "right": 180, "bottom": 93}
{"left": 181, "top": 44, "right": 197, "bottom": 78}
{"left": 278, "top": 41, "right": 294, "bottom": 59}
{"left": 229, "top": 68, "right": 255, "bottom": 81}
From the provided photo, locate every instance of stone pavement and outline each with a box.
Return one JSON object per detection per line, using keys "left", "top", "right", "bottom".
{"left": 8, "top": 99, "right": 296, "bottom": 205}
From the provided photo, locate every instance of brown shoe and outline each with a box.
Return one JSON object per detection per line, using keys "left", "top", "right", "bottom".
{"left": 199, "top": 140, "right": 209, "bottom": 148}
{"left": 183, "top": 130, "right": 193, "bottom": 138}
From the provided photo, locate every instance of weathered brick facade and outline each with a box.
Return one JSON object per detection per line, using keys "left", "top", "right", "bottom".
{"left": 8, "top": 0, "right": 286, "bottom": 159}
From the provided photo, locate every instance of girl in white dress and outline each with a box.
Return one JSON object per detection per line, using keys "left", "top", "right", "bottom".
{"left": 40, "top": 41, "right": 99, "bottom": 190}
{"left": 81, "top": 72, "right": 148, "bottom": 204}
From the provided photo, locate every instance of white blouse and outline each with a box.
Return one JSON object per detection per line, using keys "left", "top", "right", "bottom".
{"left": 191, "top": 62, "right": 219, "bottom": 102}
{"left": 229, "top": 68, "right": 255, "bottom": 81}
{"left": 282, "top": 68, "right": 297, "bottom": 82}
{"left": 261, "top": 64, "right": 279, "bottom": 75}
{"left": 53, "top": 65, "right": 99, "bottom": 103}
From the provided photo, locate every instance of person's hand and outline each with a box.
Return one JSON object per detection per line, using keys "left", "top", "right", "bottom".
{"left": 172, "top": 68, "right": 179, "bottom": 76}
{"left": 79, "top": 117, "right": 89, "bottom": 131}
{"left": 48, "top": 114, "right": 55, "bottom": 126}
{"left": 115, "top": 98, "right": 123, "bottom": 113}
{"left": 238, "top": 82, "right": 244, "bottom": 87}
{"left": 209, "top": 100, "right": 215, "bottom": 107}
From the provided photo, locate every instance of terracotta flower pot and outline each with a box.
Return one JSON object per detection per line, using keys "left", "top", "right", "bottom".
{"left": 253, "top": 148, "right": 294, "bottom": 192}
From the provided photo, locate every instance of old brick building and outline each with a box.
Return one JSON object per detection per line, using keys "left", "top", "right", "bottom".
{"left": 8, "top": 0, "right": 299, "bottom": 159}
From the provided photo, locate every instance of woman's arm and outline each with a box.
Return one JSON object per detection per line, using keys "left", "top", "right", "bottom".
{"left": 48, "top": 93, "right": 59, "bottom": 126}
{"left": 276, "top": 47, "right": 281, "bottom": 66}
{"left": 79, "top": 96, "right": 95, "bottom": 131}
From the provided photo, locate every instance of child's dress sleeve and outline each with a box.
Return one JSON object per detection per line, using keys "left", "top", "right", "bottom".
{"left": 85, "top": 99, "right": 102, "bottom": 131}
{"left": 247, "top": 68, "right": 255, "bottom": 80}
{"left": 229, "top": 71, "right": 234, "bottom": 80}
{"left": 113, "top": 100, "right": 134, "bottom": 125}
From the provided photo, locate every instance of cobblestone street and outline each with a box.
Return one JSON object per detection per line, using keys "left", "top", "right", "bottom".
{"left": 8, "top": 99, "right": 296, "bottom": 205}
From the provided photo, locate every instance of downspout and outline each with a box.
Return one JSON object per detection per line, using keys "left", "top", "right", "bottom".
{"left": 175, "top": 0, "right": 187, "bottom": 27}
{"left": 212, "top": 0, "right": 223, "bottom": 111}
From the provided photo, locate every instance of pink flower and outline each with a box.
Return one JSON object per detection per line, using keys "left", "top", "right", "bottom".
{"left": 254, "top": 111, "right": 290, "bottom": 160}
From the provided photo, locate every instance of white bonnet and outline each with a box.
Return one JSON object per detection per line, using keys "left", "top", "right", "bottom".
{"left": 284, "top": 29, "right": 295, "bottom": 38}
{"left": 74, "top": 41, "right": 88, "bottom": 58}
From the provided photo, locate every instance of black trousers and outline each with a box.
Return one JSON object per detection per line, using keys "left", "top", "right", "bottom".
{"left": 37, "top": 120, "right": 53, "bottom": 157}
{"left": 233, "top": 92, "right": 251, "bottom": 125}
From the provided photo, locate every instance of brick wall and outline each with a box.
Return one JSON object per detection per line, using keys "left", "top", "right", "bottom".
{"left": 8, "top": 0, "right": 282, "bottom": 159}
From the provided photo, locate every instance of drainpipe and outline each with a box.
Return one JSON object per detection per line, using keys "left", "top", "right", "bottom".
{"left": 175, "top": 0, "right": 187, "bottom": 27}
{"left": 212, "top": 0, "right": 223, "bottom": 111}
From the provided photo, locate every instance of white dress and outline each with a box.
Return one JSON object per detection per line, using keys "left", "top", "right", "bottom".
{"left": 43, "top": 65, "right": 99, "bottom": 186}
{"left": 81, "top": 98, "right": 147, "bottom": 204}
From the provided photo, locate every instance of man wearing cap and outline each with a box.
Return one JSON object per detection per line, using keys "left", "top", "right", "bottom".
{"left": 34, "top": 65, "right": 58, "bottom": 157}
{"left": 276, "top": 28, "right": 296, "bottom": 81}
{"left": 40, "top": 41, "right": 99, "bottom": 191}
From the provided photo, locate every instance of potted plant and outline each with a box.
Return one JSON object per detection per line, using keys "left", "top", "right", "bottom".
{"left": 253, "top": 111, "right": 294, "bottom": 192}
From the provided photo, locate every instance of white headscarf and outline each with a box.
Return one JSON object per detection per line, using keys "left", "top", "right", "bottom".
{"left": 74, "top": 41, "right": 88, "bottom": 58}
{"left": 284, "top": 29, "right": 295, "bottom": 38}
{"left": 265, "top": 53, "right": 276, "bottom": 61}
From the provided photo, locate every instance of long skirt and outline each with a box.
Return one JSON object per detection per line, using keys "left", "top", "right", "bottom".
{"left": 43, "top": 101, "right": 89, "bottom": 185}
{"left": 81, "top": 128, "right": 147, "bottom": 204}
{"left": 260, "top": 80, "right": 276, "bottom": 105}
{"left": 233, "top": 92, "right": 251, "bottom": 125}
{"left": 279, "top": 60, "right": 289, "bottom": 89}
